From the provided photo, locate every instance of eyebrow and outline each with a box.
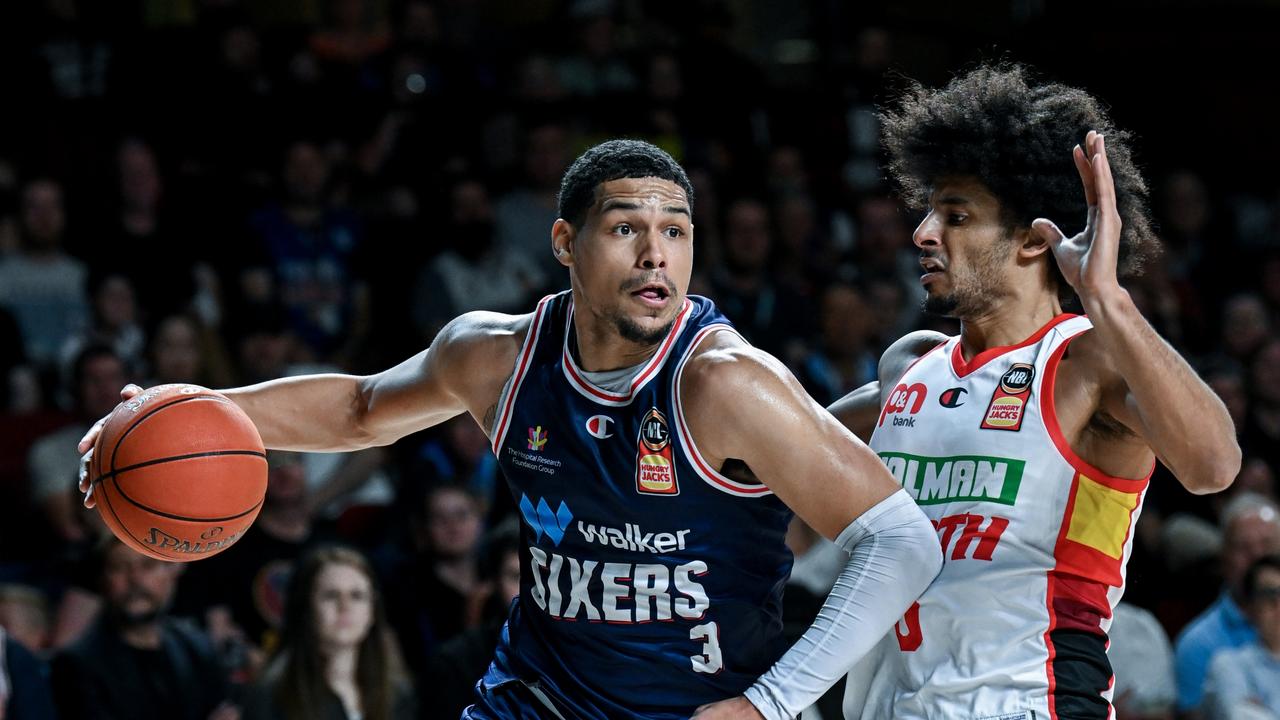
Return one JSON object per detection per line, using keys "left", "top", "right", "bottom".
{"left": 599, "top": 198, "right": 691, "bottom": 217}
{"left": 935, "top": 195, "right": 972, "bottom": 206}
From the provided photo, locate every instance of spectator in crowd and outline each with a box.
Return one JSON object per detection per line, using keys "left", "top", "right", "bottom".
{"left": 0, "top": 584, "right": 50, "bottom": 655}
{"left": 176, "top": 451, "right": 332, "bottom": 671}
{"left": 424, "top": 519, "right": 521, "bottom": 720}
{"left": 50, "top": 536, "right": 237, "bottom": 720}
{"left": 709, "top": 197, "right": 810, "bottom": 357}
{"left": 0, "top": 179, "right": 88, "bottom": 368}
{"left": 72, "top": 139, "right": 200, "bottom": 324}
{"left": 402, "top": 415, "right": 504, "bottom": 523}
{"left": 494, "top": 123, "right": 572, "bottom": 282}
{"left": 146, "top": 310, "right": 229, "bottom": 386}
{"left": 246, "top": 140, "right": 371, "bottom": 367}
{"left": 58, "top": 272, "right": 145, "bottom": 381}
{"left": 795, "top": 281, "right": 878, "bottom": 406}
{"left": 242, "top": 545, "right": 414, "bottom": 720}
{"left": 1109, "top": 601, "right": 1177, "bottom": 720}
{"left": 28, "top": 344, "right": 124, "bottom": 547}
{"left": 1203, "top": 555, "right": 1280, "bottom": 720}
{"left": 411, "top": 178, "right": 545, "bottom": 340}
{"left": 0, "top": 625, "right": 57, "bottom": 720}
{"left": 1221, "top": 294, "right": 1270, "bottom": 366}
{"left": 1176, "top": 493, "right": 1280, "bottom": 715}
{"left": 1242, "top": 338, "right": 1280, "bottom": 474}
{"left": 385, "top": 483, "right": 485, "bottom": 679}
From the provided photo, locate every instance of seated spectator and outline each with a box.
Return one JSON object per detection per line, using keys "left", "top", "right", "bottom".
{"left": 1109, "top": 601, "right": 1176, "bottom": 720}
{"left": 385, "top": 483, "right": 485, "bottom": 677}
{"left": 1176, "top": 493, "right": 1280, "bottom": 715}
{"left": 242, "top": 545, "right": 414, "bottom": 720}
{"left": 411, "top": 178, "right": 545, "bottom": 341}
{"left": 0, "top": 584, "right": 50, "bottom": 655}
{"left": 795, "top": 282, "right": 878, "bottom": 406}
{"left": 424, "top": 519, "right": 520, "bottom": 720}
{"left": 0, "top": 179, "right": 88, "bottom": 368}
{"left": 175, "top": 451, "right": 334, "bottom": 675}
{"left": 0, "top": 625, "right": 57, "bottom": 720}
{"left": 28, "top": 344, "right": 125, "bottom": 548}
{"left": 1203, "top": 555, "right": 1280, "bottom": 719}
{"left": 50, "top": 536, "right": 237, "bottom": 720}
{"left": 57, "top": 272, "right": 146, "bottom": 381}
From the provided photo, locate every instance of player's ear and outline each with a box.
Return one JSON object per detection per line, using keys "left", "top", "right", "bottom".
{"left": 552, "top": 218, "right": 576, "bottom": 267}
{"left": 1015, "top": 226, "right": 1051, "bottom": 260}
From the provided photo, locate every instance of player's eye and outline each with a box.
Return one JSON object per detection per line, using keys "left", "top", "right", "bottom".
{"left": 948, "top": 214, "right": 967, "bottom": 225}
{"left": 665, "top": 226, "right": 685, "bottom": 238}
{"left": 615, "top": 223, "right": 633, "bottom": 236}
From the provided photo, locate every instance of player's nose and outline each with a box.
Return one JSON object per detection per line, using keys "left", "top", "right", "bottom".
{"left": 637, "top": 231, "right": 667, "bottom": 269}
{"left": 913, "top": 213, "right": 942, "bottom": 249}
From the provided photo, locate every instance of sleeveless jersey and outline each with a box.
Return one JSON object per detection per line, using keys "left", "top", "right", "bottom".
{"left": 846, "top": 314, "right": 1153, "bottom": 720}
{"left": 482, "top": 291, "right": 794, "bottom": 719}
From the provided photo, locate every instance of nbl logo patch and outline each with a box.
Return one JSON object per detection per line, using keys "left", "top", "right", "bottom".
{"left": 981, "top": 363, "right": 1035, "bottom": 431}
{"left": 635, "top": 407, "right": 678, "bottom": 495}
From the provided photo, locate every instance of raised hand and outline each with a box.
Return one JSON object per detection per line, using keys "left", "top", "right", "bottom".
{"left": 1031, "top": 130, "right": 1123, "bottom": 302}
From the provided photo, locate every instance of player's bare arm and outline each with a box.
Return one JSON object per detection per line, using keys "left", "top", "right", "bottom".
{"left": 827, "top": 330, "right": 948, "bottom": 442}
{"left": 78, "top": 310, "right": 531, "bottom": 506}
{"left": 684, "top": 331, "right": 900, "bottom": 536}
{"left": 683, "top": 330, "right": 942, "bottom": 720}
{"left": 1032, "top": 131, "right": 1240, "bottom": 493}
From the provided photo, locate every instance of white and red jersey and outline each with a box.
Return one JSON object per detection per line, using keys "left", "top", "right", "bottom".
{"left": 844, "top": 314, "right": 1153, "bottom": 720}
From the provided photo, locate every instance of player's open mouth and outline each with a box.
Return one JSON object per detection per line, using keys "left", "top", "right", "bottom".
{"left": 632, "top": 284, "right": 670, "bottom": 307}
{"left": 920, "top": 257, "right": 946, "bottom": 284}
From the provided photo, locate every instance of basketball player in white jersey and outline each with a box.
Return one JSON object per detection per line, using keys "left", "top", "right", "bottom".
{"left": 830, "top": 64, "right": 1241, "bottom": 719}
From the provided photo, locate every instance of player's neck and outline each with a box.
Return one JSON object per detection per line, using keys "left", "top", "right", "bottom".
{"left": 571, "top": 311, "right": 665, "bottom": 372}
{"left": 957, "top": 291, "right": 1063, "bottom": 360}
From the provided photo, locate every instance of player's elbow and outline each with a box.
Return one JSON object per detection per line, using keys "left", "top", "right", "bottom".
{"left": 1181, "top": 439, "right": 1241, "bottom": 495}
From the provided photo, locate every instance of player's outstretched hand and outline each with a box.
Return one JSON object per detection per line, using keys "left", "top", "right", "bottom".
{"left": 1031, "top": 130, "right": 1123, "bottom": 303}
{"left": 691, "top": 697, "right": 765, "bottom": 719}
{"left": 77, "top": 383, "right": 144, "bottom": 509}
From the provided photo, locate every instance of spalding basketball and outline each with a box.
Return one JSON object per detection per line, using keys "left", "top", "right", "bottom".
{"left": 90, "top": 384, "right": 268, "bottom": 562}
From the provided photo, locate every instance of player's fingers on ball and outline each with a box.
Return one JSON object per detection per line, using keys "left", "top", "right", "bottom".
{"left": 83, "top": 484, "right": 96, "bottom": 509}
{"left": 78, "top": 419, "right": 103, "bottom": 453}
{"left": 121, "top": 383, "right": 143, "bottom": 399}
{"left": 78, "top": 449, "right": 92, "bottom": 491}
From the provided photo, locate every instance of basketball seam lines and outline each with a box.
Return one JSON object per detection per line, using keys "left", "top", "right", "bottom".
{"left": 108, "top": 393, "right": 236, "bottom": 477}
{"left": 112, "top": 480, "right": 265, "bottom": 523}
{"left": 91, "top": 449, "right": 268, "bottom": 486}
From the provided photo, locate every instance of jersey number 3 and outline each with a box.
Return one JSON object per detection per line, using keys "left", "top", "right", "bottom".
{"left": 690, "top": 622, "right": 724, "bottom": 674}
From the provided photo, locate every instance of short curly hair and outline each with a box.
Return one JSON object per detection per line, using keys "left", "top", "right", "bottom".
{"left": 558, "top": 139, "right": 694, "bottom": 227}
{"left": 881, "top": 63, "right": 1158, "bottom": 284}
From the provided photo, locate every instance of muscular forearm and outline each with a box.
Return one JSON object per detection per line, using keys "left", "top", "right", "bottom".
{"left": 222, "top": 374, "right": 378, "bottom": 452}
{"left": 1083, "top": 288, "right": 1240, "bottom": 493}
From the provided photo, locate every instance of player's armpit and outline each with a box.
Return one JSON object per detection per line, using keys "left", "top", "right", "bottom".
{"left": 678, "top": 335, "right": 900, "bottom": 541}
{"left": 826, "top": 381, "right": 880, "bottom": 442}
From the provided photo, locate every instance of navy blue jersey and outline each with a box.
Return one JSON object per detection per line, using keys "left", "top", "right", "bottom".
{"left": 480, "top": 291, "right": 795, "bottom": 719}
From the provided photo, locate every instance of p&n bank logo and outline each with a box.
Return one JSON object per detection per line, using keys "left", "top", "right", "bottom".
{"left": 519, "top": 493, "right": 573, "bottom": 546}
{"left": 878, "top": 382, "right": 927, "bottom": 428}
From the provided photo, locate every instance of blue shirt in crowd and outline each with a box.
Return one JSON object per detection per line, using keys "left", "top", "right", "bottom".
{"left": 1174, "top": 592, "right": 1258, "bottom": 711}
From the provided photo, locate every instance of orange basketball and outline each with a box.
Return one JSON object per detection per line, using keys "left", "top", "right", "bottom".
{"left": 90, "top": 384, "right": 268, "bottom": 562}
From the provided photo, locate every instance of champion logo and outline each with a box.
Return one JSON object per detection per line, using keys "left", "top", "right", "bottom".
{"left": 519, "top": 494, "right": 574, "bottom": 546}
{"left": 939, "top": 387, "right": 968, "bottom": 408}
{"left": 585, "top": 415, "right": 614, "bottom": 439}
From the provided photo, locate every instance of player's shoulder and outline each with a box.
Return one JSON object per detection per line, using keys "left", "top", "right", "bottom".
{"left": 431, "top": 308, "right": 538, "bottom": 374}
{"left": 878, "top": 330, "right": 949, "bottom": 385}
{"left": 679, "top": 330, "right": 795, "bottom": 405}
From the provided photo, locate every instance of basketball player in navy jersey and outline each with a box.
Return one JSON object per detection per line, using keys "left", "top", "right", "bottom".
{"left": 828, "top": 65, "right": 1241, "bottom": 719}
{"left": 79, "top": 140, "right": 942, "bottom": 719}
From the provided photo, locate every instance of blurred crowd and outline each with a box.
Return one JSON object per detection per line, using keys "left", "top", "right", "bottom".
{"left": 1, "top": 1, "right": 1279, "bottom": 719}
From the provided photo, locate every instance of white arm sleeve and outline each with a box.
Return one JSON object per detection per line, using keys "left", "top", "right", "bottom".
{"left": 743, "top": 490, "right": 942, "bottom": 720}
